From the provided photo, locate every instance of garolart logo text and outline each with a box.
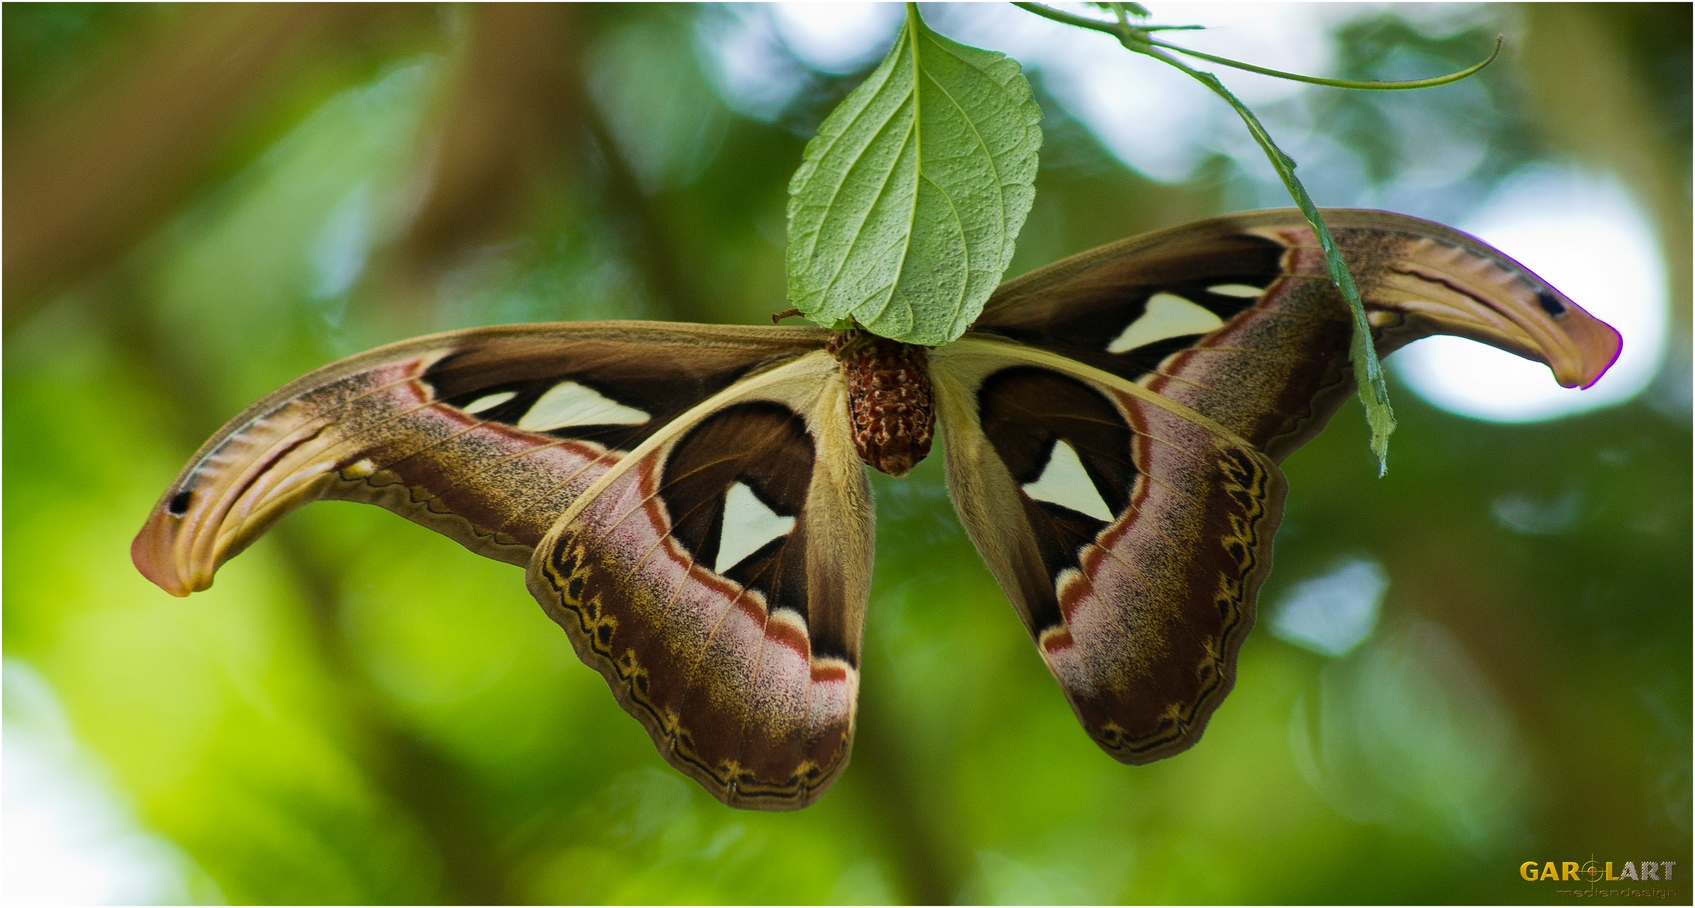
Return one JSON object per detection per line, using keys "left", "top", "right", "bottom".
{"left": 1520, "top": 861, "right": 1676, "bottom": 883}
{"left": 1520, "top": 858, "right": 1681, "bottom": 899}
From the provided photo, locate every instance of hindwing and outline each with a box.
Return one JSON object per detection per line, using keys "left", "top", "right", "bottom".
{"left": 932, "top": 337, "right": 1286, "bottom": 761}
{"left": 527, "top": 351, "right": 872, "bottom": 810}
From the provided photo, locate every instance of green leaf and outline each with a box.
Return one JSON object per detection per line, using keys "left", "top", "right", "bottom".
{"left": 786, "top": 4, "right": 1042, "bottom": 346}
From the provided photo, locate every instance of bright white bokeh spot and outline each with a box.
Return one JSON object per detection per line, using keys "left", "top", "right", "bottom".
{"left": 1271, "top": 557, "right": 1389, "bottom": 657}
{"left": 694, "top": 8, "right": 810, "bottom": 122}
{"left": 1395, "top": 167, "right": 1666, "bottom": 422}
{"left": 771, "top": 3, "right": 903, "bottom": 74}
{"left": 695, "top": 4, "right": 902, "bottom": 122}
{"left": 694, "top": 4, "right": 1670, "bottom": 417}
{"left": 702, "top": 4, "right": 1509, "bottom": 184}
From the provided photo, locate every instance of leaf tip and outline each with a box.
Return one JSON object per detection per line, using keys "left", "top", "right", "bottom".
{"left": 1365, "top": 394, "right": 1396, "bottom": 476}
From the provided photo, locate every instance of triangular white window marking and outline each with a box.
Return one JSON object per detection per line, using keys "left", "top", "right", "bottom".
{"left": 463, "top": 391, "right": 517, "bottom": 414}
{"left": 1107, "top": 292, "right": 1226, "bottom": 353}
{"left": 715, "top": 481, "right": 795, "bottom": 574}
{"left": 517, "top": 381, "right": 650, "bottom": 431}
{"left": 1021, "top": 440, "right": 1115, "bottom": 522}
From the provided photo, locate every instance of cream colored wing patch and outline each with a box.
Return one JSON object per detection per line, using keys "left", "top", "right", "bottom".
{"left": 1107, "top": 292, "right": 1227, "bottom": 353}
{"left": 518, "top": 380, "right": 651, "bottom": 431}
{"left": 1022, "top": 440, "right": 1114, "bottom": 522}
{"left": 930, "top": 334, "right": 1288, "bottom": 767}
{"left": 715, "top": 480, "right": 797, "bottom": 574}
{"left": 463, "top": 390, "right": 517, "bottom": 414}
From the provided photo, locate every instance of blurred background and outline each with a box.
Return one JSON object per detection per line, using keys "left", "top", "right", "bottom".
{"left": 4, "top": 3, "right": 1689, "bottom": 903}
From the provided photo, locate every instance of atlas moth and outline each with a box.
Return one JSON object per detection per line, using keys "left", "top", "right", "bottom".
{"left": 135, "top": 209, "right": 1622, "bottom": 809}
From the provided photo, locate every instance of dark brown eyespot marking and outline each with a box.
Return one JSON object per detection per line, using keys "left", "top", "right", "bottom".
{"left": 1537, "top": 290, "right": 1567, "bottom": 318}
{"left": 168, "top": 490, "right": 194, "bottom": 516}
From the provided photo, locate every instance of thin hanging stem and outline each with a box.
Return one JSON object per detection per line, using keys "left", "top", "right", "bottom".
{"left": 1143, "top": 34, "right": 1500, "bottom": 90}
{"left": 1015, "top": 3, "right": 1499, "bottom": 91}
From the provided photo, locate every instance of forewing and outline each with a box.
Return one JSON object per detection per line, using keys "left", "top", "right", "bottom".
{"left": 974, "top": 209, "right": 1622, "bottom": 460}
{"left": 527, "top": 351, "right": 873, "bottom": 810}
{"left": 931, "top": 336, "right": 1286, "bottom": 763}
{"left": 133, "top": 322, "right": 828, "bottom": 596}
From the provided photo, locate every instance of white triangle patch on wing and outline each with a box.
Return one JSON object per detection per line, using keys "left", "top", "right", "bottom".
{"left": 518, "top": 381, "right": 650, "bottom": 431}
{"left": 463, "top": 391, "right": 517, "bottom": 414}
{"left": 1107, "top": 292, "right": 1226, "bottom": 353}
{"left": 1021, "top": 440, "right": 1115, "bottom": 523}
{"left": 715, "top": 481, "right": 796, "bottom": 574}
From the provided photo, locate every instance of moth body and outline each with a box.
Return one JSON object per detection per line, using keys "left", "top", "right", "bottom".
{"left": 828, "top": 331, "right": 935, "bottom": 477}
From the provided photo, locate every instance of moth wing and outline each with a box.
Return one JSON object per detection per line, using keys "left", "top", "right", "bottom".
{"left": 974, "top": 208, "right": 1623, "bottom": 460}
{"left": 133, "top": 322, "right": 829, "bottom": 596}
{"left": 931, "top": 336, "right": 1286, "bottom": 763}
{"left": 527, "top": 349, "right": 873, "bottom": 810}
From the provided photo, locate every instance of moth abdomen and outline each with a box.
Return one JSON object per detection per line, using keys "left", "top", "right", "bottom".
{"left": 828, "top": 331, "right": 935, "bottom": 477}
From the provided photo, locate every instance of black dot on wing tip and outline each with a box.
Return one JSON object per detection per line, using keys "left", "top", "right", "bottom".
{"left": 1537, "top": 290, "right": 1567, "bottom": 318}
{"left": 168, "top": 489, "right": 193, "bottom": 516}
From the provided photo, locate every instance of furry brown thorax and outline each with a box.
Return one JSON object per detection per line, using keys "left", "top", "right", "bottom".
{"left": 828, "top": 331, "right": 935, "bottom": 477}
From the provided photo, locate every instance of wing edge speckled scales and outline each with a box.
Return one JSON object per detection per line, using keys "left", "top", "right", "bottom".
{"left": 132, "top": 208, "right": 1623, "bottom": 810}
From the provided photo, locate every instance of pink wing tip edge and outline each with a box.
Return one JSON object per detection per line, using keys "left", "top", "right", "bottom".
{"left": 1575, "top": 318, "right": 1624, "bottom": 390}
{"left": 1566, "top": 310, "right": 1620, "bottom": 387}
{"left": 131, "top": 516, "right": 195, "bottom": 598}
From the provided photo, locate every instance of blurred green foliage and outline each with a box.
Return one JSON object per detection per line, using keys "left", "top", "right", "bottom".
{"left": 4, "top": 4, "right": 1689, "bottom": 904}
